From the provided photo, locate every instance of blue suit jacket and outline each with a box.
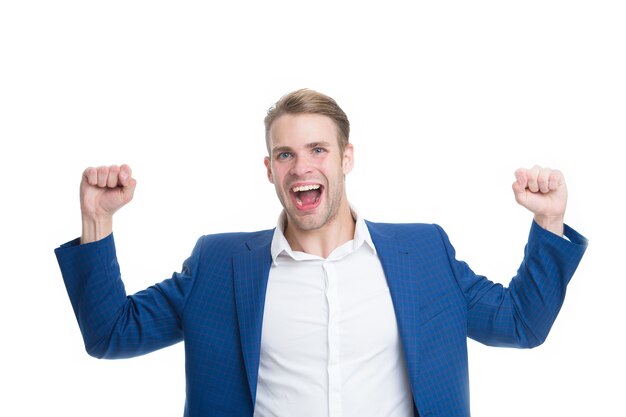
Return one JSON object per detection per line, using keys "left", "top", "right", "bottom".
{"left": 55, "top": 221, "right": 587, "bottom": 416}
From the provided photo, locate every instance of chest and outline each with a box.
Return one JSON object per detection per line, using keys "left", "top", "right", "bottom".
{"left": 261, "top": 249, "right": 401, "bottom": 366}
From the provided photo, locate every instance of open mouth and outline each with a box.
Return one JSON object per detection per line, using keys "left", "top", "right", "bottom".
{"left": 290, "top": 183, "right": 323, "bottom": 210}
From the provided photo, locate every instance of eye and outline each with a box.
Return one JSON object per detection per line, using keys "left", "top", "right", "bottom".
{"left": 312, "top": 147, "right": 326, "bottom": 154}
{"left": 277, "top": 152, "right": 292, "bottom": 160}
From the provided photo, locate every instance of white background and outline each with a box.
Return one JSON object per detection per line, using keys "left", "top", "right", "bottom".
{"left": 1, "top": 1, "right": 624, "bottom": 416}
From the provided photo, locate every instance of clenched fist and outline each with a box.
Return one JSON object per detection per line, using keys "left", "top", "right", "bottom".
{"left": 512, "top": 165, "right": 567, "bottom": 236}
{"left": 80, "top": 164, "right": 137, "bottom": 243}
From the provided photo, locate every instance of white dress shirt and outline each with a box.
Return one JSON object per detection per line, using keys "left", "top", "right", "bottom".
{"left": 253, "top": 211, "right": 414, "bottom": 417}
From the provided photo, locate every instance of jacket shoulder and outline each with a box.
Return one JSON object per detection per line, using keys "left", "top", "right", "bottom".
{"left": 365, "top": 220, "right": 446, "bottom": 245}
{"left": 196, "top": 228, "right": 274, "bottom": 255}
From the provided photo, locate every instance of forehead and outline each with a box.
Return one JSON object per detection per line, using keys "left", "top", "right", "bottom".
{"left": 268, "top": 113, "right": 340, "bottom": 149}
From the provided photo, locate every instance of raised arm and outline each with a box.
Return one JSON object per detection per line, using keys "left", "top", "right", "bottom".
{"left": 56, "top": 164, "right": 194, "bottom": 359}
{"left": 459, "top": 166, "right": 586, "bottom": 347}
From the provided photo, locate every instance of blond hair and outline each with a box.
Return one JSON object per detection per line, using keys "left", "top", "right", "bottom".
{"left": 264, "top": 88, "right": 350, "bottom": 154}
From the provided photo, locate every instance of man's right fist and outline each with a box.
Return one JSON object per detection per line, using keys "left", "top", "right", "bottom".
{"left": 80, "top": 165, "right": 136, "bottom": 243}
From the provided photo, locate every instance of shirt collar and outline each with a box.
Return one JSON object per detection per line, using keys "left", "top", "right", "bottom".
{"left": 270, "top": 205, "right": 376, "bottom": 263}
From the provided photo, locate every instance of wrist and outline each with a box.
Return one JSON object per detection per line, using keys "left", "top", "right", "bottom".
{"left": 81, "top": 214, "right": 113, "bottom": 244}
{"left": 533, "top": 214, "right": 565, "bottom": 236}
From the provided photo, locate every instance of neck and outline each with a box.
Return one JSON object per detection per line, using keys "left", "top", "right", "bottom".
{"left": 284, "top": 201, "right": 355, "bottom": 259}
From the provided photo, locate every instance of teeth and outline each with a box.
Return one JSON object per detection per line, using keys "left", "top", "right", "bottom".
{"left": 291, "top": 184, "right": 321, "bottom": 193}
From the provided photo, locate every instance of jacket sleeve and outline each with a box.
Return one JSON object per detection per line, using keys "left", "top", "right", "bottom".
{"left": 55, "top": 233, "right": 202, "bottom": 359}
{"left": 437, "top": 221, "right": 588, "bottom": 348}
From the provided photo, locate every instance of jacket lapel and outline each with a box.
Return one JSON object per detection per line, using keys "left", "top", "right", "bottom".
{"left": 367, "top": 222, "right": 422, "bottom": 387}
{"left": 233, "top": 231, "right": 273, "bottom": 404}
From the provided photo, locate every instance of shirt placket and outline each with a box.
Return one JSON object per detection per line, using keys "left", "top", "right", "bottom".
{"left": 323, "top": 261, "right": 342, "bottom": 417}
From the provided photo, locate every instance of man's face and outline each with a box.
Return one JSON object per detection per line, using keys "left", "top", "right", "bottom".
{"left": 264, "top": 113, "right": 354, "bottom": 233}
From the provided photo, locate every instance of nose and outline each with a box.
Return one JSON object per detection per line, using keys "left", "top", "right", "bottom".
{"left": 289, "top": 154, "right": 313, "bottom": 177}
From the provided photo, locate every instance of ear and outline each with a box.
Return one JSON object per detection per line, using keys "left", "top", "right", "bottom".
{"left": 264, "top": 156, "right": 274, "bottom": 184}
{"left": 342, "top": 143, "right": 354, "bottom": 175}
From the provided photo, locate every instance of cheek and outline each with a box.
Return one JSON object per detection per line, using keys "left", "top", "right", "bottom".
{"left": 269, "top": 166, "right": 288, "bottom": 187}
{"left": 267, "top": 162, "right": 289, "bottom": 185}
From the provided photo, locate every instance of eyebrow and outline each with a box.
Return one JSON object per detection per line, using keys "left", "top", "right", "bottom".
{"left": 306, "top": 141, "right": 331, "bottom": 149}
{"left": 271, "top": 146, "right": 293, "bottom": 155}
{"left": 271, "top": 141, "right": 332, "bottom": 155}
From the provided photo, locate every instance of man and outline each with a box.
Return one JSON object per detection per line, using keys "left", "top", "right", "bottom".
{"left": 55, "top": 89, "right": 587, "bottom": 416}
